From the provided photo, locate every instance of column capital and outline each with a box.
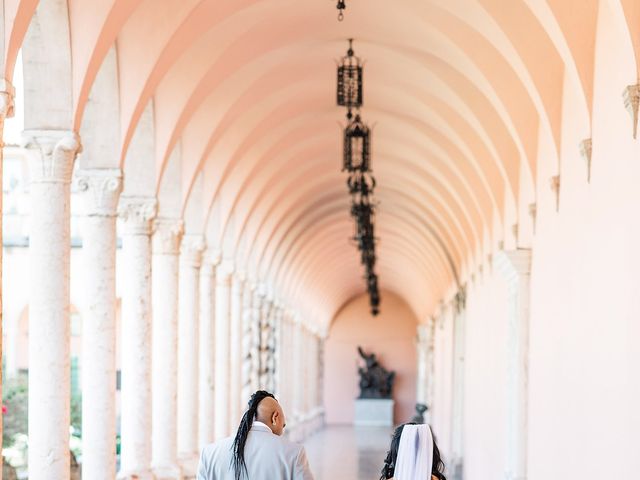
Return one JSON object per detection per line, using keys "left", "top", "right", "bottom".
{"left": 152, "top": 218, "right": 184, "bottom": 255}
{"left": 495, "top": 249, "right": 532, "bottom": 276}
{"left": 118, "top": 196, "right": 157, "bottom": 235}
{"left": 76, "top": 168, "right": 123, "bottom": 217}
{"left": 23, "top": 130, "right": 82, "bottom": 184}
{"left": 180, "top": 234, "right": 205, "bottom": 267}
{"left": 216, "top": 263, "right": 233, "bottom": 287}
{"left": 0, "top": 78, "right": 15, "bottom": 119}
{"left": 623, "top": 84, "right": 640, "bottom": 139}
{"left": 203, "top": 248, "right": 222, "bottom": 267}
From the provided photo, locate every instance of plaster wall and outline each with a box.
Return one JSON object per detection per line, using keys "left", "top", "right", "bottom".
{"left": 436, "top": 5, "right": 640, "bottom": 479}
{"left": 323, "top": 291, "right": 418, "bottom": 425}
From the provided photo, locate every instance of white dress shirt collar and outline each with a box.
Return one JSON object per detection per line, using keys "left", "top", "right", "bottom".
{"left": 252, "top": 420, "right": 273, "bottom": 433}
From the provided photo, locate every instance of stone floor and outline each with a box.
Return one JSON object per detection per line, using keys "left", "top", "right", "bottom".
{"left": 304, "top": 426, "right": 392, "bottom": 480}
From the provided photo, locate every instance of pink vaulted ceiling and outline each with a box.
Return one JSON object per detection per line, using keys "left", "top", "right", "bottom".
{"left": 5, "top": 0, "right": 636, "bottom": 325}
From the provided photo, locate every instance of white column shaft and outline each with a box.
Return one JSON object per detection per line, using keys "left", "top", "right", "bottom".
{"left": 199, "top": 262, "right": 216, "bottom": 447}
{"left": 25, "top": 131, "right": 80, "bottom": 480}
{"left": 151, "top": 219, "right": 183, "bottom": 478}
{"left": 240, "top": 284, "right": 254, "bottom": 407}
{"left": 229, "top": 276, "right": 244, "bottom": 425}
{"left": 78, "top": 169, "right": 122, "bottom": 480}
{"left": 118, "top": 197, "right": 157, "bottom": 478}
{"left": 496, "top": 249, "right": 532, "bottom": 480}
{"left": 214, "top": 268, "right": 232, "bottom": 439}
{"left": 177, "top": 236, "right": 204, "bottom": 464}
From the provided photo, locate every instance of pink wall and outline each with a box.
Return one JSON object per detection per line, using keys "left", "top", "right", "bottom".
{"left": 324, "top": 290, "right": 418, "bottom": 425}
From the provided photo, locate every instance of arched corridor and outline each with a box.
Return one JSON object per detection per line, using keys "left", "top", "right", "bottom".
{"left": 1, "top": 1, "right": 640, "bottom": 479}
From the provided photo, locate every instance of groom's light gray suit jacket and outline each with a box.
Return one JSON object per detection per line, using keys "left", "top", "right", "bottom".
{"left": 197, "top": 422, "right": 314, "bottom": 480}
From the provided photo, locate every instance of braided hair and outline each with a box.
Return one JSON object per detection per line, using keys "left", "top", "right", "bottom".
{"left": 231, "top": 390, "right": 276, "bottom": 480}
{"left": 380, "top": 422, "right": 447, "bottom": 480}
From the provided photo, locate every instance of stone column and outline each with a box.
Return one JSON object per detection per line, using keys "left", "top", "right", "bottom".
{"left": 0, "top": 79, "right": 13, "bottom": 456}
{"left": 177, "top": 235, "right": 205, "bottom": 472}
{"left": 24, "top": 130, "right": 81, "bottom": 480}
{"left": 450, "top": 289, "right": 467, "bottom": 480}
{"left": 273, "top": 306, "right": 283, "bottom": 396}
{"left": 495, "top": 250, "right": 532, "bottom": 480}
{"left": 117, "top": 196, "right": 157, "bottom": 479}
{"left": 240, "top": 282, "right": 254, "bottom": 407}
{"left": 214, "top": 263, "right": 233, "bottom": 439}
{"left": 250, "top": 289, "right": 263, "bottom": 392}
{"left": 198, "top": 255, "right": 217, "bottom": 447}
{"left": 259, "top": 297, "right": 272, "bottom": 389}
{"left": 229, "top": 274, "right": 244, "bottom": 424}
{"left": 292, "top": 319, "right": 304, "bottom": 429}
{"left": 151, "top": 218, "right": 184, "bottom": 479}
{"left": 77, "top": 169, "right": 122, "bottom": 480}
{"left": 416, "top": 320, "right": 435, "bottom": 423}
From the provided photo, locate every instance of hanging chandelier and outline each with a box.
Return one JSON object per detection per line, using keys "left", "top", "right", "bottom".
{"left": 336, "top": 38, "right": 381, "bottom": 315}
{"left": 337, "top": 39, "right": 363, "bottom": 118}
{"left": 336, "top": 0, "right": 347, "bottom": 21}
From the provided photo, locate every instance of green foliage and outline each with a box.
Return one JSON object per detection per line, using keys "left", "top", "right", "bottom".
{"left": 2, "top": 374, "right": 28, "bottom": 448}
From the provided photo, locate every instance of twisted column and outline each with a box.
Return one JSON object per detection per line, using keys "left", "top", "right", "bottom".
{"left": 177, "top": 235, "right": 205, "bottom": 473}
{"left": 214, "top": 263, "right": 233, "bottom": 439}
{"left": 151, "top": 218, "right": 184, "bottom": 479}
{"left": 77, "top": 169, "right": 122, "bottom": 480}
{"left": 198, "top": 255, "right": 218, "bottom": 447}
{"left": 229, "top": 274, "right": 244, "bottom": 424}
{"left": 24, "top": 130, "right": 81, "bottom": 480}
{"left": 240, "top": 282, "right": 254, "bottom": 407}
{"left": 117, "top": 196, "right": 157, "bottom": 479}
{"left": 250, "top": 289, "right": 263, "bottom": 392}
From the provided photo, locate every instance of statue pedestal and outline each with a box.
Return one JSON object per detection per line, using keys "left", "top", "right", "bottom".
{"left": 354, "top": 399, "right": 394, "bottom": 426}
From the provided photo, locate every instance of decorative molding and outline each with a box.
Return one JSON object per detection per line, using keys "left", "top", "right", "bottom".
{"left": 579, "top": 138, "right": 592, "bottom": 183}
{"left": 0, "top": 78, "right": 15, "bottom": 119}
{"left": 549, "top": 175, "right": 560, "bottom": 211}
{"left": 76, "top": 169, "right": 123, "bottom": 217}
{"left": 152, "top": 218, "right": 184, "bottom": 255}
{"left": 23, "top": 130, "right": 82, "bottom": 184}
{"left": 623, "top": 84, "right": 640, "bottom": 139}
{"left": 117, "top": 196, "right": 157, "bottom": 235}
{"left": 512, "top": 223, "right": 519, "bottom": 244}
{"left": 180, "top": 234, "right": 205, "bottom": 267}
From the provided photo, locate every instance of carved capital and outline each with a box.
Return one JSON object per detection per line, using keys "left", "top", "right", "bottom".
{"left": 453, "top": 286, "right": 466, "bottom": 314}
{"left": 23, "top": 130, "right": 82, "bottom": 184}
{"left": 0, "top": 79, "right": 15, "bottom": 119}
{"left": 76, "top": 168, "right": 123, "bottom": 217}
{"left": 180, "top": 235, "right": 205, "bottom": 267}
{"left": 623, "top": 84, "right": 640, "bottom": 139}
{"left": 528, "top": 203, "right": 537, "bottom": 232}
{"left": 579, "top": 138, "right": 592, "bottom": 183}
{"left": 117, "top": 196, "right": 157, "bottom": 235}
{"left": 152, "top": 218, "right": 184, "bottom": 255}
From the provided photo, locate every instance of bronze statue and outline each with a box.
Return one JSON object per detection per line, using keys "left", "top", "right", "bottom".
{"left": 357, "top": 346, "right": 395, "bottom": 399}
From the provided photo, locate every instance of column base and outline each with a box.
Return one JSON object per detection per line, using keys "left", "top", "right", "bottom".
{"left": 152, "top": 464, "right": 183, "bottom": 480}
{"left": 117, "top": 468, "right": 156, "bottom": 480}
{"left": 178, "top": 454, "right": 199, "bottom": 479}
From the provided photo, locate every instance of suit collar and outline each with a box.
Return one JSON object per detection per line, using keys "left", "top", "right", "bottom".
{"left": 251, "top": 421, "right": 273, "bottom": 433}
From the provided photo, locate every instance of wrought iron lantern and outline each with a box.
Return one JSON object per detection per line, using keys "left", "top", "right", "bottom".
{"left": 337, "top": 39, "right": 363, "bottom": 114}
{"left": 336, "top": 0, "right": 347, "bottom": 21}
{"left": 343, "top": 114, "right": 370, "bottom": 172}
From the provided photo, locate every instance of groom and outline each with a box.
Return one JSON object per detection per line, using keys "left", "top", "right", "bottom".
{"left": 197, "top": 390, "right": 314, "bottom": 480}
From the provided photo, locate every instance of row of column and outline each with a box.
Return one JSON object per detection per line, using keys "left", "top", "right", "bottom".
{"left": 21, "top": 141, "right": 326, "bottom": 479}
{"left": 418, "top": 250, "right": 531, "bottom": 480}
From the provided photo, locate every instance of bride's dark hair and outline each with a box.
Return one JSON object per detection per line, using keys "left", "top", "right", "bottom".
{"left": 380, "top": 422, "right": 447, "bottom": 480}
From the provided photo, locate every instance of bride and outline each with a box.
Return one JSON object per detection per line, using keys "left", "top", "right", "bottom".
{"left": 380, "top": 423, "right": 447, "bottom": 480}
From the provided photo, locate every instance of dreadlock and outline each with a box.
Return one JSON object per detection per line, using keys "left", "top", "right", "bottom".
{"left": 231, "top": 390, "right": 276, "bottom": 480}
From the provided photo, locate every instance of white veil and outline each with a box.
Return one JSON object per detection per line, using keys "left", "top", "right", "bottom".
{"left": 394, "top": 424, "right": 434, "bottom": 480}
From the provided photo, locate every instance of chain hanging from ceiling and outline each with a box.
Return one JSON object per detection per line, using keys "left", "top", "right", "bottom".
{"left": 336, "top": 0, "right": 347, "bottom": 21}
{"left": 336, "top": 39, "right": 381, "bottom": 316}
